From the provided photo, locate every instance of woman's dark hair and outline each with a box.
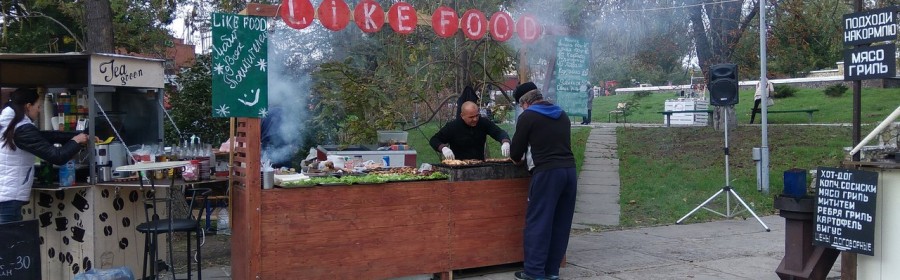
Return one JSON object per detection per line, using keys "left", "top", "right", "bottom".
{"left": 2, "top": 88, "right": 39, "bottom": 150}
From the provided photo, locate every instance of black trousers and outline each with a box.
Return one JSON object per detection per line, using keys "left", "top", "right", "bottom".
{"left": 581, "top": 109, "right": 592, "bottom": 124}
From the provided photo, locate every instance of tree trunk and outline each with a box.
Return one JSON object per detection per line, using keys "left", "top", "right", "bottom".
{"left": 84, "top": 0, "right": 115, "bottom": 53}
{"left": 713, "top": 106, "right": 737, "bottom": 131}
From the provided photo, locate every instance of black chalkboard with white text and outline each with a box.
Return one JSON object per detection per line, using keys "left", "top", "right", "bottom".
{"left": 0, "top": 220, "right": 40, "bottom": 279}
{"left": 813, "top": 167, "right": 878, "bottom": 256}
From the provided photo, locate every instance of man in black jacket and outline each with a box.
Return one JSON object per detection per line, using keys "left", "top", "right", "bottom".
{"left": 430, "top": 101, "right": 510, "bottom": 160}
{"left": 509, "top": 82, "right": 577, "bottom": 280}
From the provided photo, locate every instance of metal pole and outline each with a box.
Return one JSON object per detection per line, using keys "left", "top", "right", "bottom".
{"left": 851, "top": 0, "right": 863, "bottom": 161}
{"left": 759, "top": 0, "right": 770, "bottom": 194}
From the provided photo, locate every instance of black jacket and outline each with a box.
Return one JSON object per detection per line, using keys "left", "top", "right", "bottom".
{"left": 510, "top": 102, "right": 575, "bottom": 172}
{"left": 430, "top": 118, "right": 509, "bottom": 160}
{"left": 15, "top": 124, "right": 81, "bottom": 165}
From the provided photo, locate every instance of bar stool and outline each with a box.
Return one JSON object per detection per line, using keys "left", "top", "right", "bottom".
{"left": 116, "top": 161, "right": 208, "bottom": 280}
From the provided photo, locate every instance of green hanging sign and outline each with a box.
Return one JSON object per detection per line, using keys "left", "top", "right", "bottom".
{"left": 211, "top": 13, "right": 269, "bottom": 118}
{"left": 554, "top": 37, "right": 590, "bottom": 117}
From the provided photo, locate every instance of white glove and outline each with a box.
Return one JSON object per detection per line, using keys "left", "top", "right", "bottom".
{"left": 501, "top": 142, "right": 510, "bottom": 157}
{"left": 441, "top": 147, "right": 455, "bottom": 160}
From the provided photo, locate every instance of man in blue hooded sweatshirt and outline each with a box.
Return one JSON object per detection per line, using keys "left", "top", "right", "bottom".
{"left": 509, "top": 82, "right": 577, "bottom": 280}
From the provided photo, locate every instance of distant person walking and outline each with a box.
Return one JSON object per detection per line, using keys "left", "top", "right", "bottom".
{"left": 509, "top": 82, "right": 577, "bottom": 280}
{"left": 754, "top": 74, "right": 775, "bottom": 110}
{"left": 751, "top": 74, "right": 776, "bottom": 124}
{"left": 581, "top": 83, "right": 593, "bottom": 125}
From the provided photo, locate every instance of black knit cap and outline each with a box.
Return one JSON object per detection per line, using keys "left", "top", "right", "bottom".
{"left": 513, "top": 82, "right": 537, "bottom": 103}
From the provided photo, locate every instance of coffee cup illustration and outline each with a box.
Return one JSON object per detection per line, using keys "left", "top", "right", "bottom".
{"left": 72, "top": 193, "right": 89, "bottom": 212}
{"left": 38, "top": 193, "right": 53, "bottom": 208}
{"left": 55, "top": 217, "right": 68, "bottom": 231}
{"left": 71, "top": 226, "right": 86, "bottom": 242}
{"left": 39, "top": 212, "right": 53, "bottom": 227}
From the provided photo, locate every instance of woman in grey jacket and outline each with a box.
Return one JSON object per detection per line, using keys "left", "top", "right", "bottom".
{"left": 0, "top": 88, "right": 91, "bottom": 223}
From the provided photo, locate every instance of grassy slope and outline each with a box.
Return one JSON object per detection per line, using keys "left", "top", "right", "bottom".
{"left": 617, "top": 125, "right": 851, "bottom": 226}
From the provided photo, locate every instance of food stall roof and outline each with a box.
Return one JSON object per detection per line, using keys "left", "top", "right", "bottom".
{"left": 0, "top": 52, "right": 165, "bottom": 88}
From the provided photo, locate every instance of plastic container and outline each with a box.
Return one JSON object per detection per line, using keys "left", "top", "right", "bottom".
{"left": 59, "top": 160, "right": 75, "bottom": 187}
{"left": 783, "top": 168, "right": 807, "bottom": 198}
{"left": 377, "top": 130, "right": 408, "bottom": 146}
{"left": 183, "top": 160, "right": 200, "bottom": 182}
{"left": 74, "top": 266, "right": 134, "bottom": 280}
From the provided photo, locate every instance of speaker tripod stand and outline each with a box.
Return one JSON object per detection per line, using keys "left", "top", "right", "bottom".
{"left": 676, "top": 112, "right": 769, "bottom": 231}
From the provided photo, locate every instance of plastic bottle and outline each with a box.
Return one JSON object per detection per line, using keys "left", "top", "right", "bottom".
{"left": 59, "top": 160, "right": 75, "bottom": 187}
{"left": 216, "top": 208, "right": 231, "bottom": 235}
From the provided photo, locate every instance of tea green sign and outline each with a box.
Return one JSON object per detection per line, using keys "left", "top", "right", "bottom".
{"left": 555, "top": 37, "right": 590, "bottom": 117}
{"left": 211, "top": 13, "right": 269, "bottom": 118}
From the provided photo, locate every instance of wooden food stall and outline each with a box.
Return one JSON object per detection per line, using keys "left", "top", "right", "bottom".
{"left": 0, "top": 53, "right": 219, "bottom": 279}
{"left": 230, "top": 118, "right": 531, "bottom": 279}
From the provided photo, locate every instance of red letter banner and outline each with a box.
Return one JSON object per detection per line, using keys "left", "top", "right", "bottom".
{"left": 431, "top": 6, "right": 458, "bottom": 38}
{"left": 388, "top": 2, "right": 417, "bottom": 35}
{"left": 280, "top": 0, "right": 315, "bottom": 30}
{"left": 353, "top": 0, "right": 384, "bottom": 33}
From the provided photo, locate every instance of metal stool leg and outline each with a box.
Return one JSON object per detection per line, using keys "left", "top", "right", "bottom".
{"left": 186, "top": 231, "right": 192, "bottom": 279}
{"left": 197, "top": 226, "right": 203, "bottom": 280}
{"left": 142, "top": 232, "right": 150, "bottom": 280}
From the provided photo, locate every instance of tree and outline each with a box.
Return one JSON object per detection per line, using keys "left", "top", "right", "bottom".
{"left": 688, "top": 0, "right": 760, "bottom": 130}
{"left": 583, "top": 0, "right": 693, "bottom": 86}
{"left": 84, "top": 0, "right": 114, "bottom": 52}
{"left": 295, "top": 0, "right": 515, "bottom": 148}
{"left": 166, "top": 54, "right": 229, "bottom": 144}
{"left": 731, "top": 0, "right": 852, "bottom": 78}
{"left": 1, "top": 0, "right": 176, "bottom": 55}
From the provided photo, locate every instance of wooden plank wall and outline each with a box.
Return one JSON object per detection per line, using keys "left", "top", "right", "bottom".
{"left": 448, "top": 179, "right": 528, "bottom": 269}
{"left": 258, "top": 182, "right": 451, "bottom": 279}
{"left": 231, "top": 118, "right": 261, "bottom": 280}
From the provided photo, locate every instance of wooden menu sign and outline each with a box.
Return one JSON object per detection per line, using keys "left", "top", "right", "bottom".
{"left": 813, "top": 167, "right": 879, "bottom": 256}
{"left": 0, "top": 220, "right": 40, "bottom": 279}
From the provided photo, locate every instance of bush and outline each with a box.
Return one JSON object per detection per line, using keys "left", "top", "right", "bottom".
{"left": 824, "top": 83, "right": 848, "bottom": 98}
{"left": 634, "top": 91, "right": 652, "bottom": 98}
{"left": 773, "top": 85, "right": 797, "bottom": 99}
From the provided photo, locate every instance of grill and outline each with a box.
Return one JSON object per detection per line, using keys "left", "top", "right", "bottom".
{"left": 432, "top": 160, "right": 530, "bottom": 181}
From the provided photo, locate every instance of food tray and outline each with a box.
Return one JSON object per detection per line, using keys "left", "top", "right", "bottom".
{"left": 431, "top": 161, "right": 513, "bottom": 169}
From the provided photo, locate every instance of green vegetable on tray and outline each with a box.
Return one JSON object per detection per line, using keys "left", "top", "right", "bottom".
{"left": 279, "top": 172, "right": 448, "bottom": 188}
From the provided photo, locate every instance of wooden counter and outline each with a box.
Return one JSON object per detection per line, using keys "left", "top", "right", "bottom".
{"left": 234, "top": 178, "right": 528, "bottom": 279}
{"left": 229, "top": 118, "right": 530, "bottom": 279}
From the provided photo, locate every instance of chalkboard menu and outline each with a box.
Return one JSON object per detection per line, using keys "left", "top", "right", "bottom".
{"left": 0, "top": 220, "right": 40, "bottom": 280}
{"left": 554, "top": 37, "right": 590, "bottom": 117}
{"left": 211, "top": 13, "right": 269, "bottom": 118}
{"left": 813, "top": 167, "right": 879, "bottom": 256}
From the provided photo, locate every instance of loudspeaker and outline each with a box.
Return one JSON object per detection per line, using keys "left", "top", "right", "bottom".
{"left": 708, "top": 63, "right": 738, "bottom": 106}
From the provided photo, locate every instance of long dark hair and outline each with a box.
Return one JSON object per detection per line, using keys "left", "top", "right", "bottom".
{"left": 2, "top": 88, "right": 39, "bottom": 150}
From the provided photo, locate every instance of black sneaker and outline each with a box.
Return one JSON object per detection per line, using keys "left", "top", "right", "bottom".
{"left": 514, "top": 271, "right": 546, "bottom": 280}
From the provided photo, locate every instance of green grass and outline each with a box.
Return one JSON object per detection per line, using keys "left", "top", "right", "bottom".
{"left": 617, "top": 125, "right": 852, "bottom": 227}
{"left": 406, "top": 122, "right": 591, "bottom": 174}
{"left": 591, "top": 88, "right": 899, "bottom": 124}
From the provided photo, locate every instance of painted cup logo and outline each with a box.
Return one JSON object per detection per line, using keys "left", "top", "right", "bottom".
{"left": 98, "top": 59, "right": 145, "bottom": 86}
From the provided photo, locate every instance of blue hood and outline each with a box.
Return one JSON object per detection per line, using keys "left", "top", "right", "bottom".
{"left": 526, "top": 103, "right": 563, "bottom": 119}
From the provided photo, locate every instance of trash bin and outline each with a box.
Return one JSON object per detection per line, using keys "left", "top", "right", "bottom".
{"left": 783, "top": 168, "right": 807, "bottom": 198}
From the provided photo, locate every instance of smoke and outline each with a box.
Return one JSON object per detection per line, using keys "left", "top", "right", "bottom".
{"left": 503, "top": 1, "right": 694, "bottom": 85}
{"left": 261, "top": 18, "right": 333, "bottom": 166}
